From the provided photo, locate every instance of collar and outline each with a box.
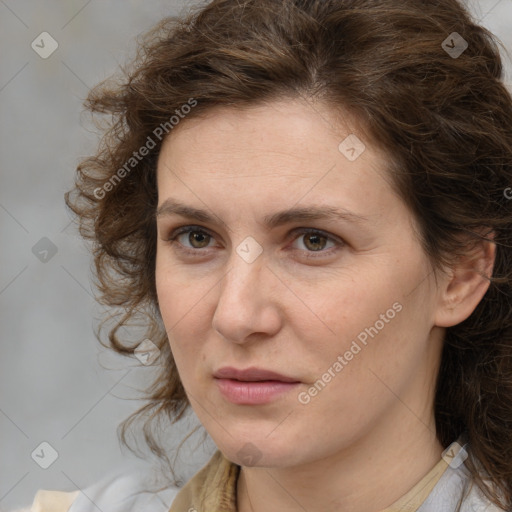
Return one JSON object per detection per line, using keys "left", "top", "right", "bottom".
{"left": 169, "top": 438, "right": 466, "bottom": 512}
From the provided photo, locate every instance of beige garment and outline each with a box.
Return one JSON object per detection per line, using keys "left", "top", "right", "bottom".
{"left": 27, "top": 448, "right": 451, "bottom": 512}
{"left": 29, "top": 490, "right": 80, "bottom": 512}
{"left": 169, "top": 450, "right": 450, "bottom": 512}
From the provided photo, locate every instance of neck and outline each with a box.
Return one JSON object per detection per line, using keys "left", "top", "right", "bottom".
{"left": 237, "top": 403, "right": 444, "bottom": 512}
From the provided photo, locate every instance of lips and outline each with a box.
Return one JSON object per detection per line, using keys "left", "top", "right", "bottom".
{"left": 213, "top": 366, "right": 301, "bottom": 405}
{"left": 213, "top": 366, "right": 300, "bottom": 383}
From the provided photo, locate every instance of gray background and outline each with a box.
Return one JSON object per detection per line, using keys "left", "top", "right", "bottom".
{"left": 1, "top": 1, "right": 511, "bottom": 510}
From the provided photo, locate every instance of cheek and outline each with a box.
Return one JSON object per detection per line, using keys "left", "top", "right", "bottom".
{"left": 293, "top": 306, "right": 423, "bottom": 447}
{"left": 305, "top": 287, "right": 432, "bottom": 417}
{"left": 299, "top": 255, "right": 431, "bottom": 384}
{"left": 301, "top": 270, "right": 401, "bottom": 354}
{"left": 302, "top": 302, "right": 407, "bottom": 396}
{"left": 155, "top": 259, "right": 210, "bottom": 369}
{"left": 155, "top": 247, "right": 211, "bottom": 323}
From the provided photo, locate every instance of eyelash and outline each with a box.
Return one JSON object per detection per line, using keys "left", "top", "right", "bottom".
{"left": 163, "top": 225, "right": 344, "bottom": 259}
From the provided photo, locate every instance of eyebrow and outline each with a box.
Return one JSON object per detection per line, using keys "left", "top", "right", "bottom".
{"left": 155, "top": 199, "right": 369, "bottom": 229}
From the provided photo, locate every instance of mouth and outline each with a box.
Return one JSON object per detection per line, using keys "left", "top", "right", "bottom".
{"left": 213, "top": 366, "right": 301, "bottom": 405}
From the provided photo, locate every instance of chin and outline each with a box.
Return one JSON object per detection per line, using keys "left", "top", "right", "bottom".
{"left": 215, "top": 430, "right": 307, "bottom": 468}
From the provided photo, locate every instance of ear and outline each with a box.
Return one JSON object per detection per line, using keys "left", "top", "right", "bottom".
{"left": 434, "top": 230, "right": 496, "bottom": 328}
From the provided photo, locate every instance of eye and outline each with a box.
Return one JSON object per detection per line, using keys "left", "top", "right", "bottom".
{"left": 289, "top": 228, "right": 341, "bottom": 257}
{"left": 165, "top": 226, "right": 217, "bottom": 253}
{"left": 163, "top": 226, "right": 343, "bottom": 258}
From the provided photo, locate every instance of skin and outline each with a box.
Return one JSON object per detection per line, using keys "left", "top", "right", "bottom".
{"left": 154, "top": 97, "right": 495, "bottom": 512}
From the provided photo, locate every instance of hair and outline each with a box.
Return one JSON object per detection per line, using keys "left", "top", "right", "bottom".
{"left": 64, "top": 0, "right": 512, "bottom": 508}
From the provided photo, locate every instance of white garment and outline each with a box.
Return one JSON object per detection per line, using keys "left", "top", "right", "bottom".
{"left": 417, "top": 462, "right": 507, "bottom": 512}
{"left": 12, "top": 447, "right": 510, "bottom": 511}
{"left": 67, "top": 466, "right": 180, "bottom": 512}
{"left": 67, "top": 460, "right": 509, "bottom": 512}
{"left": 10, "top": 465, "right": 180, "bottom": 512}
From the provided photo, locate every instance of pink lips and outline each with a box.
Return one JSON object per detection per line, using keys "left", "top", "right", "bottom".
{"left": 213, "top": 366, "right": 301, "bottom": 405}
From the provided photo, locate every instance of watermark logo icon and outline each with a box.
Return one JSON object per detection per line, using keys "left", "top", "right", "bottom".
{"left": 134, "top": 338, "right": 160, "bottom": 365}
{"left": 236, "top": 236, "right": 263, "bottom": 264}
{"left": 31, "top": 441, "right": 59, "bottom": 469}
{"left": 338, "top": 134, "right": 366, "bottom": 161}
{"left": 442, "top": 32, "right": 468, "bottom": 59}
{"left": 442, "top": 441, "right": 468, "bottom": 469}
{"left": 237, "top": 442, "right": 263, "bottom": 466}
{"left": 31, "top": 32, "right": 59, "bottom": 59}
{"left": 32, "top": 237, "right": 58, "bottom": 263}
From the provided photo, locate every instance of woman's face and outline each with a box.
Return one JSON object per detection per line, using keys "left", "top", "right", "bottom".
{"left": 155, "top": 98, "right": 445, "bottom": 468}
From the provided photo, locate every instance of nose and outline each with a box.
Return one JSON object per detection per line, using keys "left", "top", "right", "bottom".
{"left": 211, "top": 251, "right": 282, "bottom": 344}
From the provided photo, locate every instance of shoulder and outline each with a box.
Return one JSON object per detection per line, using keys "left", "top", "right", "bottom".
{"left": 418, "top": 458, "right": 508, "bottom": 512}
{"left": 25, "top": 466, "right": 180, "bottom": 512}
{"left": 13, "top": 490, "right": 79, "bottom": 512}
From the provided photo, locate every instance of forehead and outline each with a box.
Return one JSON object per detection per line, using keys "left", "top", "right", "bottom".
{"left": 157, "top": 98, "right": 384, "bottom": 177}
{"left": 155, "top": 98, "right": 404, "bottom": 224}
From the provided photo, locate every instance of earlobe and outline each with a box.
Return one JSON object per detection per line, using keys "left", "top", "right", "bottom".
{"left": 434, "top": 232, "right": 496, "bottom": 328}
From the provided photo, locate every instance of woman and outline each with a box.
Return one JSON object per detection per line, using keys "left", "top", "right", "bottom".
{"left": 23, "top": 0, "right": 512, "bottom": 510}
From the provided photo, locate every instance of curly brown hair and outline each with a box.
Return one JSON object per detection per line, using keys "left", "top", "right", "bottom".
{"left": 64, "top": 0, "right": 512, "bottom": 507}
